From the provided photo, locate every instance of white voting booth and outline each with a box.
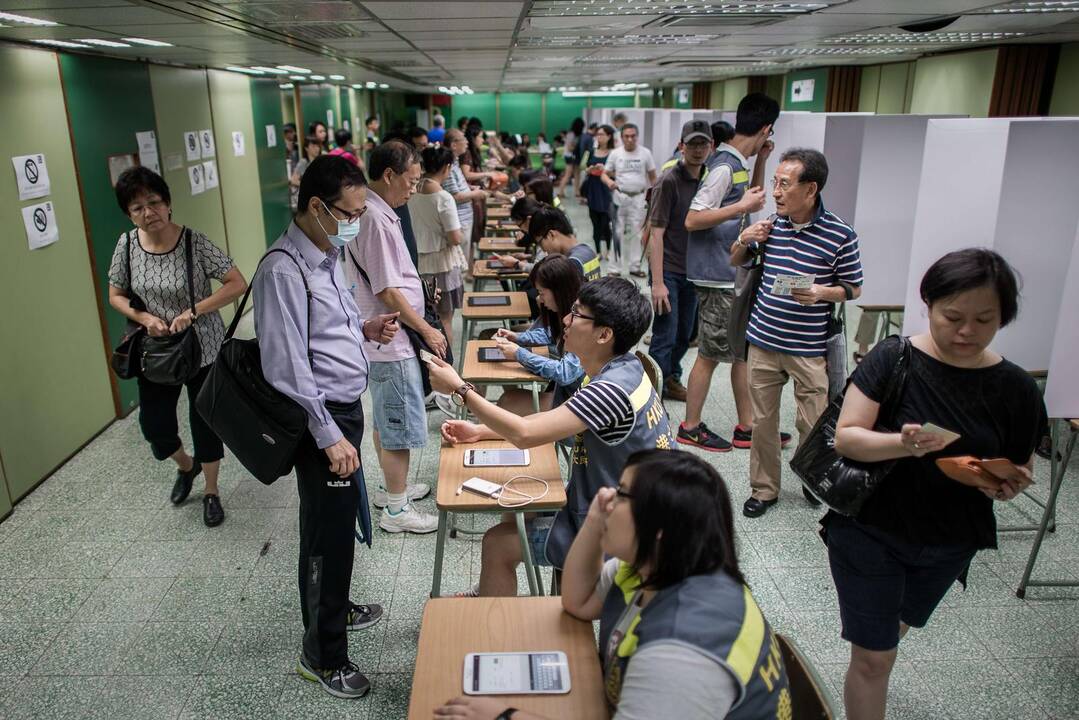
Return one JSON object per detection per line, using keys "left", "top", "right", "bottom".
{"left": 901, "top": 118, "right": 1079, "bottom": 373}
{"left": 1045, "top": 226, "right": 1079, "bottom": 421}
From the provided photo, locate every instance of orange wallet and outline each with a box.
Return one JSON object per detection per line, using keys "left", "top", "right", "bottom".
{"left": 935, "top": 456, "right": 1030, "bottom": 491}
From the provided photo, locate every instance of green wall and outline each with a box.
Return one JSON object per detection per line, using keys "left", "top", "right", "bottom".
{"left": 251, "top": 79, "right": 290, "bottom": 245}
{"left": 0, "top": 45, "right": 115, "bottom": 501}
{"left": 858, "top": 62, "right": 915, "bottom": 114}
{"left": 450, "top": 93, "right": 497, "bottom": 130}
{"left": 545, "top": 94, "right": 587, "bottom": 135}
{"left": 1050, "top": 42, "right": 1079, "bottom": 116}
{"left": 147, "top": 65, "right": 232, "bottom": 323}
{"left": 910, "top": 49, "right": 998, "bottom": 117}
{"left": 499, "top": 93, "right": 543, "bottom": 136}
{"left": 722, "top": 78, "right": 748, "bottom": 109}
{"left": 61, "top": 53, "right": 158, "bottom": 413}
{"left": 0, "top": 461, "right": 10, "bottom": 520}
{"left": 300, "top": 83, "right": 341, "bottom": 135}
{"left": 858, "top": 65, "right": 881, "bottom": 112}
{"left": 783, "top": 67, "right": 828, "bottom": 112}
{"left": 207, "top": 69, "right": 267, "bottom": 284}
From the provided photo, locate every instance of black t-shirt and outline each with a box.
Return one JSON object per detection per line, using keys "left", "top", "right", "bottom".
{"left": 648, "top": 162, "right": 702, "bottom": 277}
{"left": 845, "top": 336, "right": 1047, "bottom": 549}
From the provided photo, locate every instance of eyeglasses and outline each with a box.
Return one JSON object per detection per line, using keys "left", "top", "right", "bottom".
{"left": 128, "top": 198, "right": 167, "bottom": 215}
{"left": 325, "top": 200, "right": 367, "bottom": 223}
{"left": 569, "top": 303, "right": 595, "bottom": 322}
{"left": 771, "top": 177, "right": 802, "bottom": 192}
{"left": 615, "top": 486, "right": 633, "bottom": 502}
{"left": 768, "top": 128, "right": 775, "bottom": 137}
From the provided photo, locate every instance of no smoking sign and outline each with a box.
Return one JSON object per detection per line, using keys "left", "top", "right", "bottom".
{"left": 12, "top": 153, "right": 51, "bottom": 200}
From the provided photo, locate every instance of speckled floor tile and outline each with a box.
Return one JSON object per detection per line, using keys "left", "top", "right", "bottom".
{"left": 364, "top": 672, "right": 414, "bottom": 720}
{"left": 152, "top": 575, "right": 248, "bottom": 621}
{"left": 178, "top": 674, "right": 287, "bottom": 720}
{"left": 68, "top": 507, "right": 158, "bottom": 542}
{"left": 1, "top": 577, "right": 101, "bottom": 622}
{"left": 181, "top": 536, "right": 264, "bottom": 578}
{"left": 399, "top": 532, "right": 472, "bottom": 577}
{"left": 377, "top": 619, "right": 421, "bottom": 673}
{"left": 899, "top": 609, "right": 994, "bottom": 662}
{"left": 1018, "top": 658, "right": 1079, "bottom": 718}
{"left": 0, "top": 621, "right": 62, "bottom": 676}
{"left": 390, "top": 573, "right": 470, "bottom": 618}
{"left": 237, "top": 574, "right": 299, "bottom": 622}
{"left": 4, "top": 675, "right": 110, "bottom": 720}
{"left": 910, "top": 660, "right": 1050, "bottom": 720}
{"left": 779, "top": 610, "right": 849, "bottom": 666}
{"left": 107, "top": 540, "right": 199, "bottom": 578}
{"left": 33, "top": 541, "right": 128, "bottom": 579}
{"left": 750, "top": 530, "right": 829, "bottom": 567}
{"left": 77, "top": 577, "right": 174, "bottom": 621}
{"left": 352, "top": 537, "right": 405, "bottom": 575}
{"left": 93, "top": 675, "right": 192, "bottom": 719}
{"left": 204, "top": 621, "right": 304, "bottom": 676}
{"left": 272, "top": 672, "right": 372, "bottom": 720}
{"left": 769, "top": 565, "right": 840, "bottom": 612}
{"left": 32, "top": 622, "right": 143, "bottom": 676}
{"left": 349, "top": 574, "right": 397, "bottom": 616}
{"left": 958, "top": 605, "right": 1079, "bottom": 659}
{"left": 115, "top": 621, "right": 224, "bottom": 675}
{"left": 0, "top": 541, "right": 62, "bottom": 579}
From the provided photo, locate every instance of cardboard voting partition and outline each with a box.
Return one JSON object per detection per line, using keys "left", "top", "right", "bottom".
{"left": 903, "top": 118, "right": 1079, "bottom": 373}
{"left": 1044, "top": 226, "right": 1079, "bottom": 420}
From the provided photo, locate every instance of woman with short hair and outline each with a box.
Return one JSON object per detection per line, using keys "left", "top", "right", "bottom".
{"left": 289, "top": 134, "right": 323, "bottom": 212}
{"left": 107, "top": 167, "right": 247, "bottom": 526}
{"left": 830, "top": 248, "right": 1046, "bottom": 720}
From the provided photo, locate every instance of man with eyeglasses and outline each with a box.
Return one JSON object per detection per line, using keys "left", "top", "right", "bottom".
{"left": 678, "top": 93, "right": 784, "bottom": 455}
{"left": 730, "top": 147, "right": 863, "bottom": 518}
{"left": 254, "top": 155, "right": 400, "bottom": 699}
{"left": 425, "top": 277, "right": 675, "bottom": 596}
{"left": 345, "top": 141, "right": 445, "bottom": 536}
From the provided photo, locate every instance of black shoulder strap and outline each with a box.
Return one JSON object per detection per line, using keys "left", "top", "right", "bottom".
{"left": 182, "top": 227, "right": 196, "bottom": 314}
{"left": 346, "top": 245, "right": 371, "bottom": 286}
{"left": 227, "top": 248, "right": 313, "bottom": 365}
{"left": 125, "top": 228, "right": 134, "bottom": 289}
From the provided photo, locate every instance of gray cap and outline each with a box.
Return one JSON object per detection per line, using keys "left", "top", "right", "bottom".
{"left": 681, "top": 119, "right": 712, "bottom": 143}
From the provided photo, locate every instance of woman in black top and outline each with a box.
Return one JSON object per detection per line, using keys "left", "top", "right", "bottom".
{"left": 830, "top": 249, "right": 1046, "bottom": 720}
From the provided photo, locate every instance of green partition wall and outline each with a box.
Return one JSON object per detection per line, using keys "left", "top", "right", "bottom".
{"left": 1050, "top": 43, "right": 1079, "bottom": 115}
{"left": 207, "top": 69, "right": 268, "bottom": 285}
{"left": 783, "top": 68, "right": 828, "bottom": 112}
{"left": 0, "top": 460, "right": 11, "bottom": 519}
{"left": 61, "top": 53, "right": 158, "bottom": 414}
{"left": 450, "top": 93, "right": 497, "bottom": 130}
{"left": 545, "top": 94, "right": 586, "bottom": 136}
{"left": 251, "top": 78, "right": 290, "bottom": 246}
{"left": 0, "top": 45, "right": 115, "bottom": 501}
{"left": 499, "top": 93, "right": 543, "bottom": 137}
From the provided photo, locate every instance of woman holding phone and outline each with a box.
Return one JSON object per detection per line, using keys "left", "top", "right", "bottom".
{"left": 829, "top": 248, "right": 1046, "bottom": 720}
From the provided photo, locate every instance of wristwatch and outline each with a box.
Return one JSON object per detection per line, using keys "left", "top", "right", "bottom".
{"left": 451, "top": 382, "right": 476, "bottom": 407}
{"left": 496, "top": 709, "right": 518, "bottom": 720}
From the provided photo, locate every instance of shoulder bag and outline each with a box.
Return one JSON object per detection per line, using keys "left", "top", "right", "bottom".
{"left": 347, "top": 247, "right": 453, "bottom": 396}
{"left": 138, "top": 227, "right": 203, "bottom": 385}
{"left": 727, "top": 214, "right": 762, "bottom": 363}
{"left": 195, "top": 249, "right": 311, "bottom": 485}
{"left": 110, "top": 229, "right": 146, "bottom": 380}
{"left": 789, "top": 335, "right": 912, "bottom": 517}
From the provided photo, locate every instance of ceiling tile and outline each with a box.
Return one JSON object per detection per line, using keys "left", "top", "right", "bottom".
{"left": 362, "top": 1, "right": 525, "bottom": 20}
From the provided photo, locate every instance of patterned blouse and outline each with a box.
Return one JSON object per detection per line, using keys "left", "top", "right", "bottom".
{"left": 108, "top": 227, "right": 235, "bottom": 367}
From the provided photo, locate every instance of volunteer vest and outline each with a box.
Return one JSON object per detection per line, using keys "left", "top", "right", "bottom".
{"left": 543, "top": 353, "right": 674, "bottom": 568}
{"left": 686, "top": 149, "right": 750, "bottom": 286}
{"left": 599, "top": 563, "right": 791, "bottom": 719}
{"left": 567, "top": 242, "right": 602, "bottom": 281}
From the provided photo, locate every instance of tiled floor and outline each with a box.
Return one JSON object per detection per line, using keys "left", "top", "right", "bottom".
{"left": 2, "top": 199, "right": 1077, "bottom": 719}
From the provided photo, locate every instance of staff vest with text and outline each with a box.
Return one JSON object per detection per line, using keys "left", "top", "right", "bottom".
{"left": 567, "top": 242, "right": 602, "bottom": 281}
{"left": 686, "top": 149, "right": 750, "bottom": 286}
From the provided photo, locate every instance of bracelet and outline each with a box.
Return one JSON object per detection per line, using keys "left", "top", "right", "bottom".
{"left": 496, "top": 709, "right": 518, "bottom": 720}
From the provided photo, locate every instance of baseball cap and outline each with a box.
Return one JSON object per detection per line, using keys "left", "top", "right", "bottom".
{"left": 681, "top": 119, "right": 712, "bottom": 143}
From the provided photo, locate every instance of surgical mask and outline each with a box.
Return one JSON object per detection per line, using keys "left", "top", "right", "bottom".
{"left": 318, "top": 199, "right": 360, "bottom": 247}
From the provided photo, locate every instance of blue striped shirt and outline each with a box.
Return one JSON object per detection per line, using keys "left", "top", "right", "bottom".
{"left": 746, "top": 200, "right": 863, "bottom": 357}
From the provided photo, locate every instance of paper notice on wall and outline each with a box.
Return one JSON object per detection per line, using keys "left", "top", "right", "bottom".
{"left": 200, "top": 129, "right": 215, "bottom": 158}
{"left": 184, "top": 131, "right": 201, "bottom": 161}
{"left": 108, "top": 154, "right": 137, "bottom": 186}
{"left": 164, "top": 153, "right": 184, "bottom": 172}
{"left": 343, "top": 119, "right": 350, "bottom": 131}
{"left": 22, "top": 200, "right": 59, "bottom": 250}
{"left": 188, "top": 164, "right": 205, "bottom": 195}
{"left": 791, "top": 79, "right": 815, "bottom": 103}
{"left": 12, "top": 153, "right": 51, "bottom": 201}
{"left": 327, "top": 109, "right": 334, "bottom": 128}
{"left": 135, "top": 130, "right": 160, "bottom": 173}
{"left": 232, "top": 131, "right": 246, "bottom": 157}
{"left": 202, "top": 160, "right": 219, "bottom": 190}
{"left": 266, "top": 124, "right": 277, "bottom": 147}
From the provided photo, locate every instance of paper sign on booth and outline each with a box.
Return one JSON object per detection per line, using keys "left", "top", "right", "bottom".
{"left": 202, "top": 160, "right": 219, "bottom": 190}
{"left": 22, "top": 201, "right": 59, "bottom": 250}
{"left": 266, "top": 124, "right": 277, "bottom": 147}
{"left": 184, "top": 131, "right": 200, "bottom": 161}
{"left": 232, "top": 131, "right": 245, "bottom": 156}
{"left": 11, "top": 153, "right": 51, "bottom": 201}
{"left": 188, "top": 164, "right": 205, "bottom": 195}
{"left": 200, "top": 129, "right": 215, "bottom": 158}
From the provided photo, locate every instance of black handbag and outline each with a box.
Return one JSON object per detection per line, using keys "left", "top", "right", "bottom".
{"left": 789, "top": 335, "right": 912, "bottom": 517}
{"left": 110, "top": 230, "right": 146, "bottom": 380}
{"left": 346, "top": 247, "right": 453, "bottom": 395}
{"left": 138, "top": 228, "right": 203, "bottom": 385}
{"left": 195, "top": 249, "right": 311, "bottom": 485}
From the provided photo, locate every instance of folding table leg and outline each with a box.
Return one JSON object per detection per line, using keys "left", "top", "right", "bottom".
{"left": 1017, "top": 422, "right": 1077, "bottom": 599}
{"left": 515, "top": 512, "right": 539, "bottom": 595}
{"left": 430, "top": 511, "right": 449, "bottom": 598}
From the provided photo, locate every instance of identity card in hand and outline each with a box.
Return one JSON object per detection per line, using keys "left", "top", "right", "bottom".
{"left": 920, "top": 422, "right": 961, "bottom": 446}
{"left": 772, "top": 274, "right": 815, "bottom": 296}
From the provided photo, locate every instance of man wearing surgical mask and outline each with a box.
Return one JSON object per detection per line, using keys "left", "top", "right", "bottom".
{"left": 253, "top": 155, "right": 399, "bottom": 700}
{"left": 344, "top": 141, "right": 444, "bottom": 536}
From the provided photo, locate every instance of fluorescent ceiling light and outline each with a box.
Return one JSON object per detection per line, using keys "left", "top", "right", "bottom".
{"left": 366, "top": 81, "right": 377, "bottom": 88}
{"left": 77, "top": 38, "right": 131, "bottom": 48}
{"left": 31, "top": 39, "right": 90, "bottom": 49}
{"left": 329, "top": 74, "right": 345, "bottom": 80}
{"left": 0, "top": 11, "right": 59, "bottom": 26}
{"left": 353, "top": 83, "right": 365, "bottom": 89}
{"left": 981, "top": 0, "right": 1079, "bottom": 12}
{"left": 518, "top": 33, "right": 718, "bottom": 48}
{"left": 123, "top": 38, "right": 173, "bottom": 47}
{"left": 758, "top": 46, "right": 911, "bottom": 56}
{"left": 289, "top": 75, "right": 306, "bottom": 80}
{"left": 279, "top": 83, "right": 294, "bottom": 89}
{"left": 251, "top": 66, "right": 287, "bottom": 74}
{"left": 309, "top": 74, "right": 326, "bottom": 80}
{"left": 438, "top": 86, "right": 450, "bottom": 93}
{"left": 824, "top": 31, "right": 1028, "bottom": 44}
{"left": 379, "top": 83, "right": 389, "bottom": 89}
{"left": 277, "top": 65, "right": 311, "bottom": 73}
{"left": 228, "top": 66, "right": 264, "bottom": 75}
{"left": 563, "top": 90, "right": 635, "bottom": 97}
{"left": 528, "top": 1, "right": 827, "bottom": 17}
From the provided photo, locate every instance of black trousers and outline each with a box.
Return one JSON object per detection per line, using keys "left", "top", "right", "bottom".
{"left": 137, "top": 364, "right": 224, "bottom": 462}
{"left": 296, "top": 397, "right": 363, "bottom": 670}
{"left": 589, "top": 209, "right": 613, "bottom": 253}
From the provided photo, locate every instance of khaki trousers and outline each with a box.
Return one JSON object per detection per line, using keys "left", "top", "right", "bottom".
{"left": 748, "top": 344, "right": 828, "bottom": 501}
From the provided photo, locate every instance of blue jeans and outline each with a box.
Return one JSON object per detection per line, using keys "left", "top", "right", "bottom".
{"left": 648, "top": 271, "right": 698, "bottom": 383}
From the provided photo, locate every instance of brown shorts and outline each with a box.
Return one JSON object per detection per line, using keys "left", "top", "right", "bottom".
{"left": 696, "top": 286, "right": 736, "bottom": 363}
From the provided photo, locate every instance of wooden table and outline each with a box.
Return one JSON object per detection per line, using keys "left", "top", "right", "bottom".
{"left": 472, "top": 259, "right": 528, "bottom": 292}
{"left": 488, "top": 206, "right": 511, "bottom": 219}
{"left": 431, "top": 441, "right": 565, "bottom": 598}
{"left": 486, "top": 219, "right": 518, "bottom": 236}
{"left": 478, "top": 237, "right": 524, "bottom": 256}
{"left": 460, "top": 292, "right": 533, "bottom": 363}
{"left": 460, "top": 340, "right": 548, "bottom": 416}
{"left": 407, "top": 597, "right": 606, "bottom": 720}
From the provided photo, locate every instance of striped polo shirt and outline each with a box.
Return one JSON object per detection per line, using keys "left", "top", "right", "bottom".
{"left": 746, "top": 199, "right": 863, "bottom": 357}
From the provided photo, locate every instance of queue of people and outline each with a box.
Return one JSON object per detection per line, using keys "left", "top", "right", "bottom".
{"left": 104, "top": 98, "right": 1048, "bottom": 720}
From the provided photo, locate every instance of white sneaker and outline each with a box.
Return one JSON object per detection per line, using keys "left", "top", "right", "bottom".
{"left": 431, "top": 392, "right": 456, "bottom": 418}
{"left": 379, "top": 503, "right": 439, "bottom": 534}
{"left": 372, "top": 483, "right": 431, "bottom": 509}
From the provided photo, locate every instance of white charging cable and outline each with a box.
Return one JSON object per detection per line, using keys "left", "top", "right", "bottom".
{"left": 497, "top": 473, "right": 550, "bottom": 508}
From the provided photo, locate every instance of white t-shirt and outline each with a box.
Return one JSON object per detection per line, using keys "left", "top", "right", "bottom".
{"left": 689, "top": 143, "right": 749, "bottom": 212}
{"left": 407, "top": 186, "right": 464, "bottom": 276}
{"left": 604, "top": 146, "right": 657, "bottom": 194}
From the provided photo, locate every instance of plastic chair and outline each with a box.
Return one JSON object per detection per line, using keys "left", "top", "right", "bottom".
{"left": 776, "top": 633, "right": 837, "bottom": 720}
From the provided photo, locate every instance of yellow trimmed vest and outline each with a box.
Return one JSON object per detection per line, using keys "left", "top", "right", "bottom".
{"left": 686, "top": 148, "right": 750, "bottom": 286}
{"left": 599, "top": 563, "right": 792, "bottom": 719}
{"left": 543, "top": 353, "right": 674, "bottom": 568}
{"left": 567, "top": 242, "right": 602, "bottom": 281}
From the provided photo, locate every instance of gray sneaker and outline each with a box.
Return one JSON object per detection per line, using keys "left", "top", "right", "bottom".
{"left": 346, "top": 602, "right": 383, "bottom": 631}
{"left": 297, "top": 654, "right": 371, "bottom": 699}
